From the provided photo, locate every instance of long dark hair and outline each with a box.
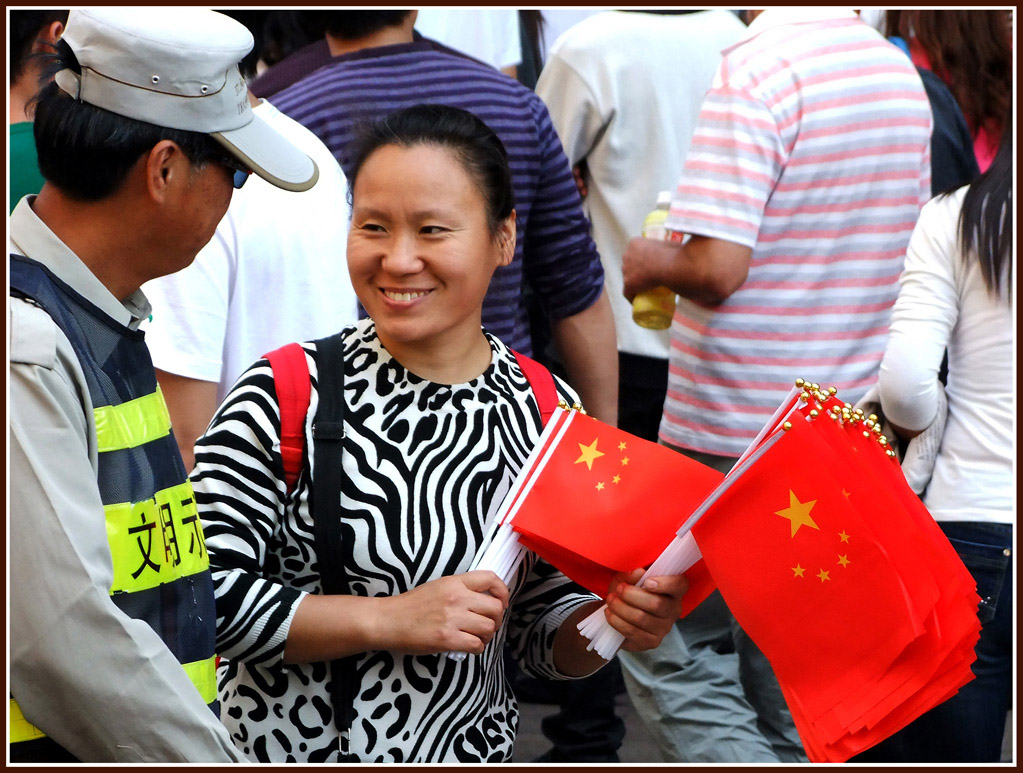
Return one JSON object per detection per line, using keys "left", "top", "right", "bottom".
{"left": 885, "top": 10, "right": 1011, "bottom": 139}
{"left": 955, "top": 109, "right": 1012, "bottom": 298}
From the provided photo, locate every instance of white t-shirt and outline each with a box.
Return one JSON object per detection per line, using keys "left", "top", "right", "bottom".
{"left": 414, "top": 8, "right": 521, "bottom": 70}
{"left": 536, "top": 10, "right": 747, "bottom": 360}
{"left": 143, "top": 100, "right": 358, "bottom": 402}
{"left": 879, "top": 188, "right": 1013, "bottom": 524}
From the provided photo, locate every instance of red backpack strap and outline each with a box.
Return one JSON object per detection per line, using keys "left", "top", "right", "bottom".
{"left": 263, "top": 342, "right": 311, "bottom": 495}
{"left": 512, "top": 350, "right": 559, "bottom": 427}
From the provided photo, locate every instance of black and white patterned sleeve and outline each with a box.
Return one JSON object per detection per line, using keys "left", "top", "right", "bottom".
{"left": 504, "top": 555, "right": 599, "bottom": 681}
{"left": 190, "top": 355, "right": 308, "bottom": 667}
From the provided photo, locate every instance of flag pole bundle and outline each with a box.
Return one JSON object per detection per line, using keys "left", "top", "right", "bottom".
{"left": 685, "top": 380, "right": 981, "bottom": 761}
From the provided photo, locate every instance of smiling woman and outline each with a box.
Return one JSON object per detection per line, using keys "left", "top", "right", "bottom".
{"left": 344, "top": 106, "right": 516, "bottom": 383}
{"left": 189, "top": 104, "right": 686, "bottom": 763}
{"left": 188, "top": 104, "right": 686, "bottom": 762}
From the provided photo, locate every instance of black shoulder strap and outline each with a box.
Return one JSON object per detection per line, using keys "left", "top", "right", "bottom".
{"left": 308, "top": 330, "right": 359, "bottom": 736}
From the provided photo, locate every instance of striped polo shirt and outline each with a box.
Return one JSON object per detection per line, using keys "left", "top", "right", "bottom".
{"left": 660, "top": 9, "right": 932, "bottom": 458}
{"left": 271, "top": 41, "right": 604, "bottom": 356}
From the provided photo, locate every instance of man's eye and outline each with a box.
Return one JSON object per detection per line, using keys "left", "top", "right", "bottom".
{"left": 421, "top": 225, "right": 449, "bottom": 235}
{"left": 360, "top": 223, "right": 385, "bottom": 232}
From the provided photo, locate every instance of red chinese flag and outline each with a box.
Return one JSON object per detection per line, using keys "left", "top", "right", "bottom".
{"left": 691, "top": 417, "right": 921, "bottom": 722}
{"left": 509, "top": 411, "right": 724, "bottom": 597}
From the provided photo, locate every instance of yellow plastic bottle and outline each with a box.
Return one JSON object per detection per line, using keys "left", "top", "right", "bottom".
{"left": 631, "top": 191, "right": 676, "bottom": 330}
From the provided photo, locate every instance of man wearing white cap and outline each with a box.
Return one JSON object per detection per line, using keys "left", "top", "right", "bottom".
{"left": 8, "top": 9, "right": 316, "bottom": 762}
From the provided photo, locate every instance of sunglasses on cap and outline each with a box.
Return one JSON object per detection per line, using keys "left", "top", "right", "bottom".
{"left": 216, "top": 153, "right": 252, "bottom": 189}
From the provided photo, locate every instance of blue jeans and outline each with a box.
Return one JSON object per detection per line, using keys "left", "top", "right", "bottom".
{"left": 853, "top": 521, "right": 1012, "bottom": 762}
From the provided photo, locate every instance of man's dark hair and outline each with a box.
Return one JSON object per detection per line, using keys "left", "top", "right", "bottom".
{"left": 9, "top": 10, "right": 68, "bottom": 82}
{"left": 348, "top": 103, "right": 515, "bottom": 234}
{"left": 319, "top": 10, "right": 413, "bottom": 40}
{"left": 32, "top": 39, "right": 225, "bottom": 202}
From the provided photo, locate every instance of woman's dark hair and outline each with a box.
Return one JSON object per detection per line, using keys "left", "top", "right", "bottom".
{"left": 9, "top": 10, "right": 68, "bottom": 83}
{"left": 32, "top": 40, "right": 224, "bottom": 202}
{"left": 884, "top": 11, "right": 1011, "bottom": 139}
{"left": 955, "top": 108, "right": 1012, "bottom": 298}
{"left": 347, "top": 104, "right": 515, "bottom": 234}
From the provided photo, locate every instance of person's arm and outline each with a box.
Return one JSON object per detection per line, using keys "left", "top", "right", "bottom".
{"left": 522, "top": 94, "right": 618, "bottom": 424}
{"left": 878, "top": 197, "right": 959, "bottom": 440}
{"left": 550, "top": 287, "right": 619, "bottom": 425}
{"left": 552, "top": 570, "right": 689, "bottom": 677}
{"left": 155, "top": 369, "right": 219, "bottom": 471}
{"left": 621, "top": 234, "right": 753, "bottom": 306}
{"left": 283, "top": 570, "right": 510, "bottom": 662}
{"left": 9, "top": 304, "right": 243, "bottom": 762}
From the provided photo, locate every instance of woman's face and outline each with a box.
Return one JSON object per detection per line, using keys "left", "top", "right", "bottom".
{"left": 347, "top": 143, "right": 514, "bottom": 353}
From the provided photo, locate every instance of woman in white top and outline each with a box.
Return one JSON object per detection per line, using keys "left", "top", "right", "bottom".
{"left": 876, "top": 112, "right": 1012, "bottom": 762}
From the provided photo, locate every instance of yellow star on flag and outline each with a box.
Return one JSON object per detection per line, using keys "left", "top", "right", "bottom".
{"left": 612, "top": 475, "right": 621, "bottom": 484}
{"left": 775, "top": 490, "right": 819, "bottom": 538}
{"left": 574, "top": 438, "right": 605, "bottom": 470}
{"left": 837, "top": 554, "right": 851, "bottom": 568}
{"left": 817, "top": 569, "right": 831, "bottom": 582}
{"left": 595, "top": 481, "right": 605, "bottom": 491}
{"left": 842, "top": 489, "right": 851, "bottom": 499}
{"left": 621, "top": 457, "right": 630, "bottom": 466}
{"left": 792, "top": 564, "right": 806, "bottom": 578}
{"left": 618, "top": 442, "right": 627, "bottom": 451}
{"left": 838, "top": 530, "right": 850, "bottom": 543}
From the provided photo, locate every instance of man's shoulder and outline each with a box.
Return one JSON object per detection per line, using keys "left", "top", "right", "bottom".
{"left": 9, "top": 295, "right": 59, "bottom": 369}
{"left": 278, "top": 43, "right": 533, "bottom": 104}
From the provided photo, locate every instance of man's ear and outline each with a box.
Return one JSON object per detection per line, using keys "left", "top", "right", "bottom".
{"left": 46, "top": 20, "right": 64, "bottom": 44}
{"left": 144, "top": 140, "right": 187, "bottom": 203}
{"left": 31, "top": 20, "right": 64, "bottom": 52}
{"left": 495, "top": 211, "right": 516, "bottom": 267}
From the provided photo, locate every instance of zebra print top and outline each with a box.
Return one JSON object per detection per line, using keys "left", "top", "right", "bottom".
{"left": 191, "top": 319, "right": 599, "bottom": 763}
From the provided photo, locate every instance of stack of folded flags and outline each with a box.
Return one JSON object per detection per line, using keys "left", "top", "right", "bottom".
{"left": 469, "top": 380, "right": 981, "bottom": 762}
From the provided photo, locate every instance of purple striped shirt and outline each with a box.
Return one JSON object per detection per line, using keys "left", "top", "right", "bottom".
{"left": 660, "top": 12, "right": 932, "bottom": 457}
{"left": 271, "top": 41, "right": 604, "bottom": 355}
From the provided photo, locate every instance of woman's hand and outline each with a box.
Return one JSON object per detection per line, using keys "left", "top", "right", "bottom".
{"left": 552, "top": 568, "right": 688, "bottom": 676}
{"left": 603, "top": 568, "right": 688, "bottom": 652}
{"left": 376, "top": 570, "right": 511, "bottom": 656}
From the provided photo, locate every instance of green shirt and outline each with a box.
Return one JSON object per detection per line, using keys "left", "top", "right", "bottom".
{"left": 10, "top": 122, "right": 45, "bottom": 213}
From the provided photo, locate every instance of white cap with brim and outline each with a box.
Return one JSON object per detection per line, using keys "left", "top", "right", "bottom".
{"left": 53, "top": 8, "right": 318, "bottom": 192}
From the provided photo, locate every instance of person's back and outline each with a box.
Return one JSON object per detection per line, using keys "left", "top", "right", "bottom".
{"left": 661, "top": 10, "right": 932, "bottom": 458}
{"left": 881, "top": 190, "right": 1012, "bottom": 521}
{"left": 272, "top": 36, "right": 601, "bottom": 358}
{"left": 537, "top": 10, "right": 747, "bottom": 436}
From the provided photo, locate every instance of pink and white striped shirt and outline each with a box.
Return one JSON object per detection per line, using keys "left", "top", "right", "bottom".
{"left": 660, "top": 9, "right": 932, "bottom": 457}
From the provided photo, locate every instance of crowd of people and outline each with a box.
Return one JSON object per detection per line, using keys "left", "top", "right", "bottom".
{"left": 8, "top": 7, "right": 1013, "bottom": 765}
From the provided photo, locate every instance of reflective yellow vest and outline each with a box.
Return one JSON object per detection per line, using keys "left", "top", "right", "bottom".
{"left": 10, "top": 255, "right": 219, "bottom": 750}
